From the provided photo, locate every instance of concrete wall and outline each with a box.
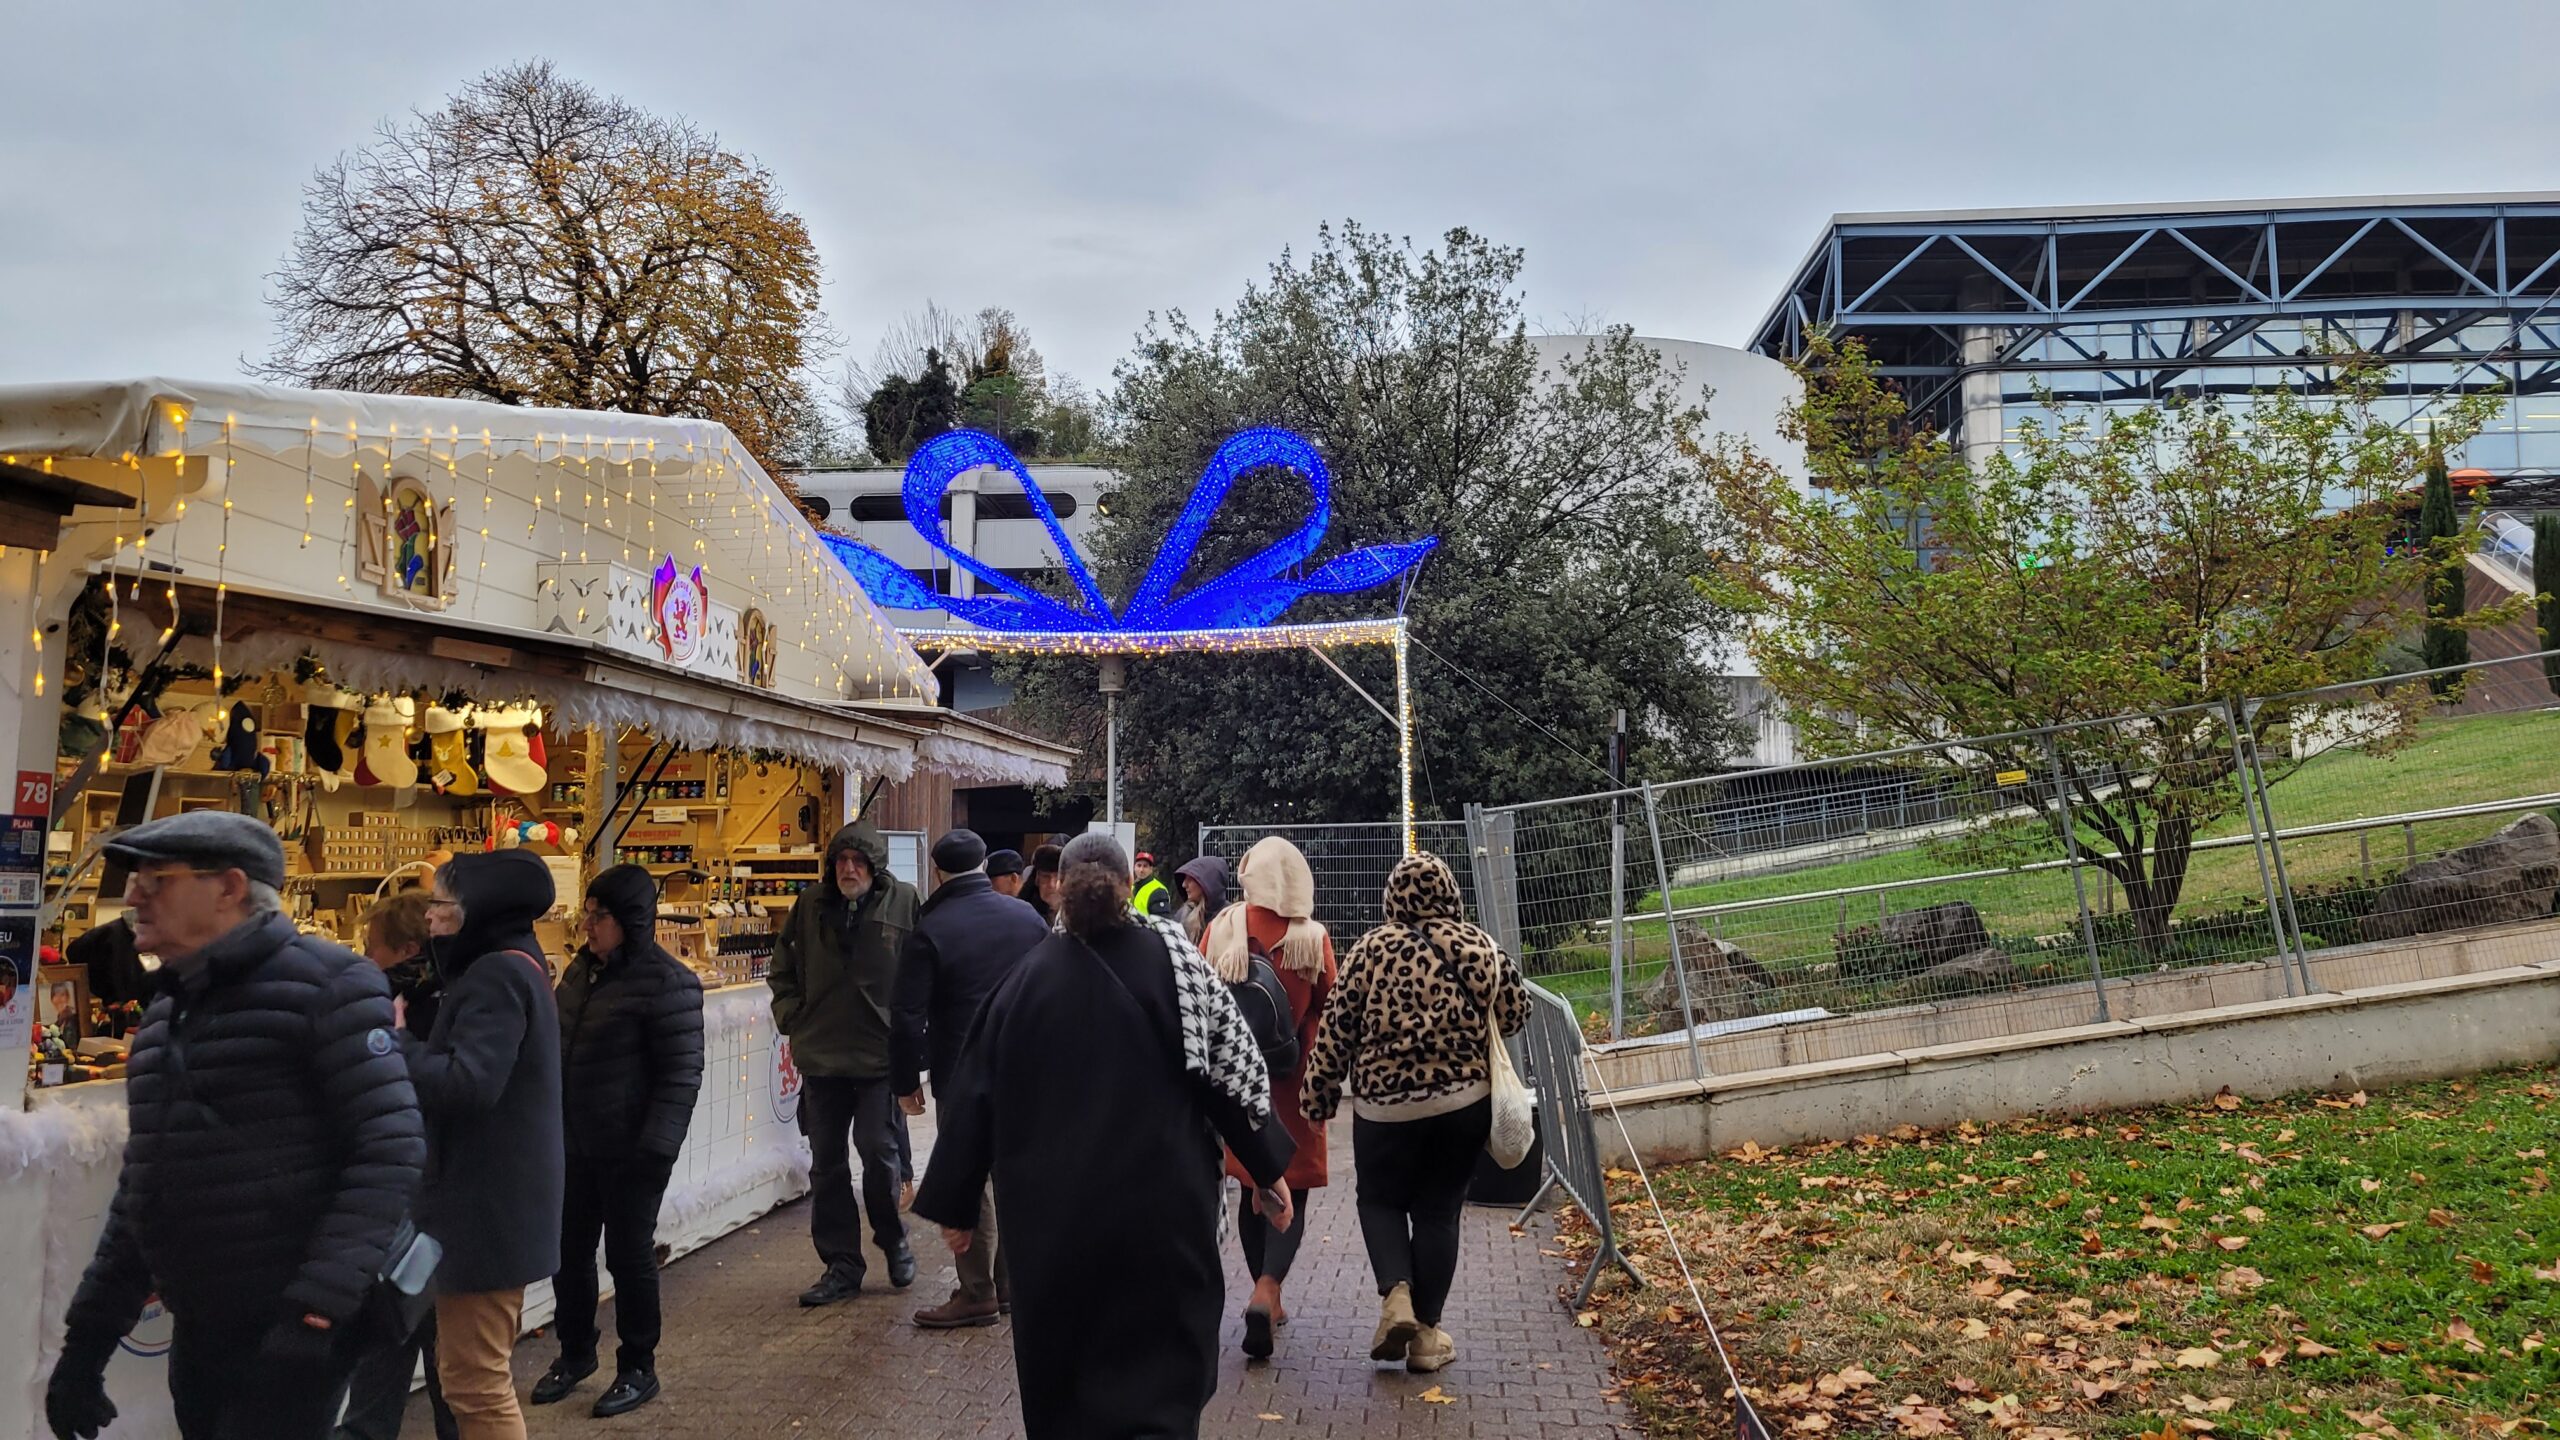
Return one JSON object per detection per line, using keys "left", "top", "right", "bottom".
{"left": 1588, "top": 917, "right": 2560, "bottom": 1166}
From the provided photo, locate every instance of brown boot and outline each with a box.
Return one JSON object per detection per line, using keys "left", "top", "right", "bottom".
{"left": 1407, "top": 1325, "right": 1456, "bottom": 1373}
{"left": 1369, "top": 1282, "right": 1420, "bottom": 1362}
{"left": 913, "top": 1293, "right": 1002, "bottom": 1329}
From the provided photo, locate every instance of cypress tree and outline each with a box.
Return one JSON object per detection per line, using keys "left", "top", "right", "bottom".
{"left": 2417, "top": 456, "right": 2468, "bottom": 695}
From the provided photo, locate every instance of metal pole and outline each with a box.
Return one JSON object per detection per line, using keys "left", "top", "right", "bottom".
{"left": 1608, "top": 708, "right": 1627, "bottom": 1042}
{"left": 2233, "top": 703, "right": 2317, "bottom": 994}
{"left": 1638, "top": 782, "right": 1708, "bottom": 1082}
{"left": 2041, "top": 734, "right": 2112, "bottom": 1023}
{"left": 2222, "top": 699, "right": 2309, "bottom": 994}
{"left": 1394, "top": 620, "right": 1416, "bottom": 854}
{"left": 1097, "top": 655, "right": 1127, "bottom": 827}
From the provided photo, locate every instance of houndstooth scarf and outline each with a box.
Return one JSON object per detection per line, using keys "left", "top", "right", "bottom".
{"left": 1135, "top": 909, "right": 1273, "bottom": 1122}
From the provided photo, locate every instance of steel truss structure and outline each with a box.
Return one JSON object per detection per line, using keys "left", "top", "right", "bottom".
{"left": 1749, "top": 194, "right": 2560, "bottom": 483}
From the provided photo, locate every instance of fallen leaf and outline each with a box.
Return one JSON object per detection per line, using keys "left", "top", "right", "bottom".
{"left": 2294, "top": 1338, "right": 2340, "bottom": 1357}
{"left": 2211, "top": 1087, "right": 2243, "bottom": 1110}
{"left": 1418, "top": 1386, "right": 1456, "bottom": 1405}
{"left": 2240, "top": 1206, "right": 2266, "bottom": 1223}
{"left": 2470, "top": 1256, "right": 2497, "bottom": 1284}
{"left": 1995, "top": 1288, "right": 2031, "bottom": 1312}
{"left": 1968, "top": 1277, "right": 2005, "bottom": 1298}
{"left": 1959, "top": 1318, "right": 1993, "bottom": 1340}
{"left": 2360, "top": 1221, "right": 2408, "bottom": 1240}
{"left": 2174, "top": 1346, "right": 2223, "bottom": 1369}
{"left": 2139, "top": 1215, "right": 2182, "bottom": 1232}
{"left": 1256, "top": 1414, "right": 1286, "bottom": 1423}
{"left": 2216, "top": 1267, "right": 2268, "bottom": 1295}
{"left": 2254, "top": 1345, "right": 2286, "bottom": 1368}
{"left": 1575, "top": 1311, "right": 1598, "bottom": 1328}
{"left": 2535, "top": 1261, "right": 2560, "bottom": 1283}
{"left": 2215, "top": 1235, "right": 2250, "bottom": 1251}
{"left": 2360, "top": 1177, "right": 2382, "bottom": 1193}
{"left": 1887, "top": 1400, "right": 1958, "bottom": 1438}
{"left": 2180, "top": 1394, "right": 2237, "bottom": 1414}
{"left": 2448, "top": 1319, "right": 2486, "bottom": 1354}
{"left": 1792, "top": 1416, "right": 1833, "bottom": 1434}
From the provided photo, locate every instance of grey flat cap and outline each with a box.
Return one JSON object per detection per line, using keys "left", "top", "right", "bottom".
{"left": 104, "top": 810, "right": 287, "bottom": 890}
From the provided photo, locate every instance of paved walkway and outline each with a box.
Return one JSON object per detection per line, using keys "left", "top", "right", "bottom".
{"left": 429, "top": 1125, "right": 1633, "bottom": 1438}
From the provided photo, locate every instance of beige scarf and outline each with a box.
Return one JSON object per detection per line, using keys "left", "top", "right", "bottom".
{"left": 1207, "top": 835, "right": 1329, "bottom": 982}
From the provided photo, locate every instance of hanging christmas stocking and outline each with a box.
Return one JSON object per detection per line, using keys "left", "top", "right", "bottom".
{"left": 423, "top": 705, "right": 478, "bottom": 795}
{"left": 358, "top": 698, "right": 420, "bottom": 788}
{"left": 480, "top": 708, "right": 548, "bottom": 796}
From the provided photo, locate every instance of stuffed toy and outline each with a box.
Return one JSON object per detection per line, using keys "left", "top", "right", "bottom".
{"left": 355, "top": 697, "right": 419, "bottom": 788}
{"left": 494, "top": 819, "right": 580, "bottom": 850}
{"left": 211, "top": 701, "right": 270, "bottom": 775}
{"left": 132, "top": 707, "right": 206, "bottom": 769}
{"left": 422, "top": 705, "right": 479, "bottom": 795}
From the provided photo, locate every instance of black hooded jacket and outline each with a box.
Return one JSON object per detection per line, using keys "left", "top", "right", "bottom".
{"left": 407, "top": 848, "right": 565, "bottom": 1292}
{"left": 891, "top": 870, "right": 1049, "bottom": 1098}
{"left": 557, "top": 864, "right": 705, "bottom": 1162}
{"left": 769, "top": 821, "right": 918, "bottom": 1079}
{"left": 64, "top": 912, "right": 425, "bottom": 1349}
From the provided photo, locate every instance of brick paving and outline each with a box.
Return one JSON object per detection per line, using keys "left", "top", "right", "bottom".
{"left": 426, "top": 1120, "right": 1635, "bottom": 1438}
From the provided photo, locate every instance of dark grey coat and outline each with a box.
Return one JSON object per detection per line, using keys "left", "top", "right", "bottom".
{"left": 407, "top": 849, "right": 565, "bottom": 1293}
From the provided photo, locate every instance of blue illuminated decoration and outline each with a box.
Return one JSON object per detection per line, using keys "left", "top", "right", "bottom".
{"left": 823, "top": 427, "right": 1438, "bottom": 633}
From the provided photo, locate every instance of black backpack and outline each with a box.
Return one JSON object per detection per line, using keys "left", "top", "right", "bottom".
{"left": 1227, "top": 934, "right": 1301, "bottom": 1081}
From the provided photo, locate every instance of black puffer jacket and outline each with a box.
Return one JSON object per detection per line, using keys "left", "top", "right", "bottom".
{"left": 408, "top": 849, "right": 564, "bottom": 1293}
{"left": 64, "top": 912, "right": 425, "bottom": 1347}
{"left": 558, "top": 864, "right": 705, "bottom": 1162}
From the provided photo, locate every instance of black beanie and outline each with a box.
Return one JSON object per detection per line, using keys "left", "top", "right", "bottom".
{"left": 586, "top": 863, "right": 659, "bottom": 942}
{"left": 931, "top": 828, "right": 988, "bottom": 874}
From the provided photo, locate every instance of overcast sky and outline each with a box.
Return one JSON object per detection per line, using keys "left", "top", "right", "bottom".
{"left": 8, "top": 0, "right": 2558, "bottom": 408}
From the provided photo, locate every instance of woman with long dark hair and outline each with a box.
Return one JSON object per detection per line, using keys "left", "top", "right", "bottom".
{"left": 914, "top": 833, "right": 1294, "bottom": 1439}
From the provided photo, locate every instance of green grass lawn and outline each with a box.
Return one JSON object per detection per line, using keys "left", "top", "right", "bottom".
{"left": 1531, "top": 707, "right": 2560, "bottom": 1026}
{"left": 1570, "top": 1064, "right": 2560, "bottom": 1438}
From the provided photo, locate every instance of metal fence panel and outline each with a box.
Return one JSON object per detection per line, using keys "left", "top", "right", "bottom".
{"left": 1193, "top": 819, "right": 1473, "bottom": 929}
{"left": 1481, "top": 650, "right": 2560, "bottom": 1075}
{"left": 1516, "top": 980, "right": 1636, "bottom": 1307}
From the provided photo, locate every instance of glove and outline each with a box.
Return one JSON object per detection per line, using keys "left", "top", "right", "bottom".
{"left": 44, "top": 1334, "right": 118, "bottom": 1440}
{"left": 255, "top": 1314, "right": 340, "bottom": 1376}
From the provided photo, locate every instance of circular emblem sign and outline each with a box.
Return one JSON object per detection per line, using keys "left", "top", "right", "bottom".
{"left": 770, "top": 1032, "right": 803, "bottom": 1124}
{"left": 121, "top": 1293, "right": 174, "bottom": 1358}
{"left": 652, "top": 556, "right": 708, "bottom": 664}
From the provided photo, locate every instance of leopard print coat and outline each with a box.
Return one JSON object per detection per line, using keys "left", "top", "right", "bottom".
{"left": 1302, "top": 852, "right": 1529, "bottom": 1123}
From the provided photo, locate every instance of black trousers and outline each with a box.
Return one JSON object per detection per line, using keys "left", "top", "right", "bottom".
{"left": 1352, "top": 1098, "right": 1492, "bottom": 1326}
{"left": 335, "top": 1310, "right": 457, "bottom": 1440}
{"left": 803, "top": 1074, "right": 909, "bottom": 1272}
{"left": 170, "top": 1312, "right": 356, "bottom": 1440}
{"left": 552, "top": 1155, "right": 675, "bottom": 1373}
{"left": 1237, "top": 1183, "right": 1311, "bottom": 1283}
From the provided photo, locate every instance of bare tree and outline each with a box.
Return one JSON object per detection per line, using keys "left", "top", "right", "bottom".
{"left": 260, "top": 59, "right": 828, "bottom": 477}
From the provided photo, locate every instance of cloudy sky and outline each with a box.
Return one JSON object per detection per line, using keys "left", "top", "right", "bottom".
{"left": 8, "top": 0, "right": 2558, "bottom": 405}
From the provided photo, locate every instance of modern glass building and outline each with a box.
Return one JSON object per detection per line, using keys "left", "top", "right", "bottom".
{"left": 1747, "top": 192, "right": 2560, "bottom": 508}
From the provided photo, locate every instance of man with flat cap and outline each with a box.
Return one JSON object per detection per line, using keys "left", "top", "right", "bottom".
{"left": 45, "top": 812, "right": 426, "bottom": 1440}
{"left": 892, "top": 828, "right": 1049, "bottom": 1329}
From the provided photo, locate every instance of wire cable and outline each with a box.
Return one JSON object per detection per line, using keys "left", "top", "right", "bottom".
{"left": 1408, "top": 633, "right": 1622, "bottom": 792}
{"left": 1574, "top": 1040, "right": 1775, "bottom": 1440}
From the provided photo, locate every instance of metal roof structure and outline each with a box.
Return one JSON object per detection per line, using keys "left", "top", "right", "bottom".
{"left": 1748, "top": 193, "right": 2560, "bottom": 475}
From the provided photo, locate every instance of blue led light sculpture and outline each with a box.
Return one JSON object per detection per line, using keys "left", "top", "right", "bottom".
{"left": 822, "top": 426, "right": 1436, "bottom": 633}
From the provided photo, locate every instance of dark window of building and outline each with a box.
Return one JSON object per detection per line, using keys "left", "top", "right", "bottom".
{"left": 847, "top": 492, "right": 1081, "bottom": 523}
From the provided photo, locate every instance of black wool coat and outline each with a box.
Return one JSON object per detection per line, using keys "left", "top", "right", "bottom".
{"left": 890, "top": 870, "right": 1050, "bottom": 1098}
{"left": 556, "top": 933, "right": 705, "bottom": 1162}
{"left": 407, "top": 849, "right": 565, "bottom": 1293}
{"left": 64, "top": 911, "right": 425, "bottom": 1344}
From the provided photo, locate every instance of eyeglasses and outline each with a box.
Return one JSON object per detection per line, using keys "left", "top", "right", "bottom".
{"left": 124, "top": 866, "right": 222, "bottom": 900}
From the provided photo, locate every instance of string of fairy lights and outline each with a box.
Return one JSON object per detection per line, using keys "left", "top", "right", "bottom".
{"left": 905, "top": 618, "right": 1419, "bottom": 849}
{"left": 3, "top": 399, "right": 940, "bottom": 714}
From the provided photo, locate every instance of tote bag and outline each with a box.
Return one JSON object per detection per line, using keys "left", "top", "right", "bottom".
{"left": 1484, "top": 1011, "right": 1535, "bottom": 1169}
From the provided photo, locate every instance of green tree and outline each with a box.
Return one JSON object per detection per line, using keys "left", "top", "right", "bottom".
{"left": 260, "top": 60, "right": 827, "bottom": 480}
{"left": 2537, "top": 511, "right": 2560, "bottom": 699}
{"left": 1008, "top": 223, "right": 1743, "bottom": 848}
{"left": 2417, "top": 456, "right": 2469, "bottom": 693}
{"left": 861, "top": 349, "right": 959, "bottom": 462}
{"left": 1699, "top": 334, "right": 2504, "bottom": 953}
